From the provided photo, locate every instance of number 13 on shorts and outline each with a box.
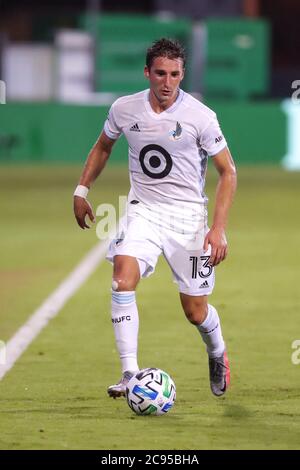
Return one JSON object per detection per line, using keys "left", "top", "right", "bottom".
{"left": 183, "top": 254, "right": 215, "bottom": 296}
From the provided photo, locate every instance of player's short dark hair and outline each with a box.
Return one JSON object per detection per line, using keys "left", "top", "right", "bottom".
{"left": 146, "top": 38, "right": 186, "bottom": 70}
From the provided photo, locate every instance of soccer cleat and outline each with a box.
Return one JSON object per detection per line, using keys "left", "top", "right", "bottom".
{"left": 208, "top": 350, "right": 230, "bottom": 397}
{"left": 107, "top": 371, "right": 135, "bottom": 399}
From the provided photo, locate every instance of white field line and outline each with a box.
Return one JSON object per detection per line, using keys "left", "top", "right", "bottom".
{"left": 0, "top": 237, "right": 112, "bottom": 381}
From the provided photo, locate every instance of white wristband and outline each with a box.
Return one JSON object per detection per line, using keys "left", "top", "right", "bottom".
{"left": 74, "top": 185, "right": 89, "bottom": 199}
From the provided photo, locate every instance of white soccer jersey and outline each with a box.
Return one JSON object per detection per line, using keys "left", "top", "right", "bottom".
{"left": 103, "top": 89, "right": 227, "bottom": 224}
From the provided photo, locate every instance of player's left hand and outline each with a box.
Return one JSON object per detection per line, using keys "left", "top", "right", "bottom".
{"left": 203, "top": 226, "right": 228, "bottom": 266}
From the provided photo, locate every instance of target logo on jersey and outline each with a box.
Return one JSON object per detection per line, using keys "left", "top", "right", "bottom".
{"left": 139, "top": 144, "right": 173, "bottom": 179}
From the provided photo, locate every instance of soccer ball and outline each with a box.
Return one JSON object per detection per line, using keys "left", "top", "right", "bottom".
{"left": 125, "top": 368, "right": 176, "bottom": 416}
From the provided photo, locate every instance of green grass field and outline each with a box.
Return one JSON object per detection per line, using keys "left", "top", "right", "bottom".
{"left": 0, "top": 163, "right": 300, "bottom": 450}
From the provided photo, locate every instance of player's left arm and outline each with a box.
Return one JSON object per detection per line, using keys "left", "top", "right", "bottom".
{"left": 204, "top": 146, "right": 237, "bottom": 266}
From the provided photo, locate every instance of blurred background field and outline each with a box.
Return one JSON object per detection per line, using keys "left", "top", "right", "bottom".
{"left": 1, "top": 0, "right": 300, "bottom": 450}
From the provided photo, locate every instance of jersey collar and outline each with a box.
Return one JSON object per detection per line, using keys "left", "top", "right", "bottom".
{"left": 144, "top": 88, "right": 184, "bottom": 118}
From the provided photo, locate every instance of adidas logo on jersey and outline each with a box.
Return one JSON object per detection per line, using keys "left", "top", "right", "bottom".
{"left": 199, "top": 280, "right": 209, "bottom": 288}
{"left": 130, "top": 123, "right": 140, "bottom": 132}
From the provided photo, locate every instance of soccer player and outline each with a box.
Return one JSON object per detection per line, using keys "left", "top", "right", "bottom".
{"left": 73, "top": 38, "right": 237, "bottom": 398}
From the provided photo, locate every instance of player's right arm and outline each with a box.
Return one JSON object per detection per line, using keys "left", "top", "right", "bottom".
{"left": 73, "top": 131, "right": 116, "bottom": 229}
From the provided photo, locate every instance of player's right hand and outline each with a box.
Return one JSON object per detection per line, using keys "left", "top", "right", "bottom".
{"left": 73, "top": 196, "right": 95, "bottom": 229}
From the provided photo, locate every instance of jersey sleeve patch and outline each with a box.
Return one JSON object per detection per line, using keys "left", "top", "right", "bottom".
{"left": 200, "top": 117, "right": 227, "bottom": 157}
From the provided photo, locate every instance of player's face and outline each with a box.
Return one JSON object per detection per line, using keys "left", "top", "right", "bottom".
{"left": 144, "top": 56, "right": 185, "bottom": 108}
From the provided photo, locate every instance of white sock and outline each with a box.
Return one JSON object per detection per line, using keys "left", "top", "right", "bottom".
{"left": 111, "top": 290, "right": 139, "bottom": 373}
{"left": 196, "top": 304, "right": 225, "bottom": 358}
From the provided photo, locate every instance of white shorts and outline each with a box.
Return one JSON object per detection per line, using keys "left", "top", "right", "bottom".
{"left": 106, "top": 202, "right": 215, "bottom": 296}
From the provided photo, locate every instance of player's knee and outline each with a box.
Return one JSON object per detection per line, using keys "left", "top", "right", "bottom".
{"left": 113, "top": 256, "right": 140, "bottom": 291}
{"left": 183, "top": 302, "right": 208, "bottom": 325}
{"left": 111, "top": 277, "right": 137, "bottom": 292}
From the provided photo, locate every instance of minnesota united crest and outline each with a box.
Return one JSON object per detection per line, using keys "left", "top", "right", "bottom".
{"left": 169, "top": 121, "right": 182, "bottom": 141}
